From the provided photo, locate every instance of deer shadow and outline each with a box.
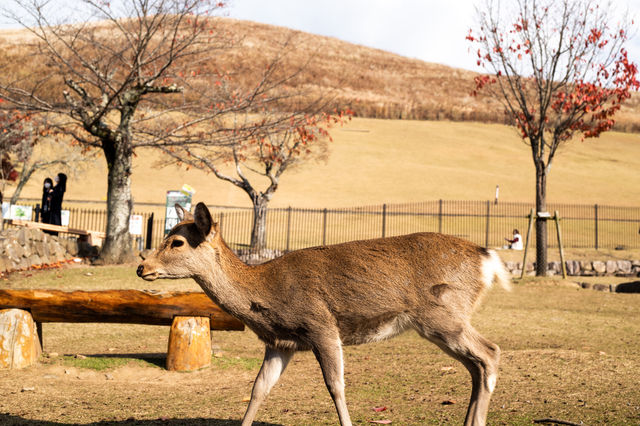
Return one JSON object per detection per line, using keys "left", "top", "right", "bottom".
{"left": 0, "top": 414, "right": 281, "bottom": 426}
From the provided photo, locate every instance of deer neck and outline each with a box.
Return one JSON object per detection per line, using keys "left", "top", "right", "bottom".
{"left": 192, "top": 236, "right": 258, "bottom": 319}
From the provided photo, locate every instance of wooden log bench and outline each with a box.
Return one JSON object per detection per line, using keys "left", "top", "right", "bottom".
{"left": 0, "top": 289, "right": 244, "bottom": 371}
{"left": 5, "top": 219, "right": 107, "bottom": 246}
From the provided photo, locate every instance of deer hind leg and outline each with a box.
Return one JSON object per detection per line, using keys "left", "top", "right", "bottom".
{"left": 312, "top": 336, "right": 352, "bottom": 426}
{"left": 416, "top": 319, "right": 500, "bottom": 426}
{"left": 241, "top": 346, "right": 294, "bottom": 426}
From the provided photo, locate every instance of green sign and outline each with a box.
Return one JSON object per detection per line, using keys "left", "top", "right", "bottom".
{"left": 164, "top": 191, "right": 192, "bottom": 235}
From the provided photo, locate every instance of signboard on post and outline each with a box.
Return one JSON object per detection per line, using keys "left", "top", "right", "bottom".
{"left": 129, "top": 215, "right": 144, "bottom": 235}
{"left": 9, "top": 205, "right": 33, "bottom": 221}
{"left": 163, "top": 184, "right": 196, "bottom": 235}
{"left": 61, "top": 210, "right": 70, "bottom": 226}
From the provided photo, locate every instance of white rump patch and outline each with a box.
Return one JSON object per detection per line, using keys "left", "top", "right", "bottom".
{"left": 481, "top": 250, "right": 511, "bottom": 291}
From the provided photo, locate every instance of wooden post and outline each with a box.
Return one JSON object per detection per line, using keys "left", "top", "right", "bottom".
{"left": 554, "top": 211, "right": 567, "bottom": 279}
{"left": 145, "top": 212, "right": 154, "bottom": 250}
{"left": 166, "top": 316, "right": 212, "bottom": 372}
{"left": 520, "top": 209, "right": 535, "bottom": 280}
{"left": 0, "top": 309, "right": 42, "bottom": 369}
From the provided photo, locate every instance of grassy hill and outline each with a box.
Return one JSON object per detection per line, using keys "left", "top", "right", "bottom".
{"left": 1, "top": 18, "right": 639, "bottom": 130}
{"left": 11, "top": 118, "right": 640, "bottom": 209}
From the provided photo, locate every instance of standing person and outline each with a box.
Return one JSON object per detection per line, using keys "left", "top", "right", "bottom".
{"left": 50, "top": 173, "right": 67, "bottom": 232}
{"left": 41, "top": 177, "right": 54, "bottom": 224}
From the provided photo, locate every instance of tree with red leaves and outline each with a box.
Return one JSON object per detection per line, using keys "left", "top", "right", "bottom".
{"left": 0, "top": 109, "right": 30, "bottom": 190}
{"left": 468, "top": 0, "right": 639, "bottom": 276}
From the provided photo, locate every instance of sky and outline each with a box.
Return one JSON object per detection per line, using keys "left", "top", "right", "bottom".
{"left": 0, "top": 0, "right": 639, "bottom": 72}
{"left": 225, "top": 0, "right": 640, "bottom": 72}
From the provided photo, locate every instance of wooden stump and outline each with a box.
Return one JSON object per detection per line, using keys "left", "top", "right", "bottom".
{"left": 166, "top": 316, "right": 211, "bottom": 371}
{"left": 0, "top": 309, "right": 42, "bottom": 369}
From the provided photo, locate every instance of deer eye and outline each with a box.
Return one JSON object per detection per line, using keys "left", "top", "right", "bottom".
{"left": 171, "top": 239, "right": 185, "bottom": 248}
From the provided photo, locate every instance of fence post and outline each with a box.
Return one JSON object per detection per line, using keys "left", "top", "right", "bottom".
{"left": 285, "top": 206, "right": 292, "bottom": 253}
{"left": 438, "top": 199, "right": 443, "bottom": 234}
{"left": 381, "top": 204, "right": 387, "bottom": 238}
{"left": 219, "top": 212, "right": 224, "bottom": 234}
{"left": 145, "top": 213, "right": 154, "bottom": 250}
{"left": 594, "top": 204, "right": 599, "bottom": 250}
{"left": 322, "top": 208, "right": 328, "bottom": 246}
{"left": 485, "top": 200, "right": 490, "bottom": 248}
{"left": 34, "top": 204, "right": 41, "bottom": 222}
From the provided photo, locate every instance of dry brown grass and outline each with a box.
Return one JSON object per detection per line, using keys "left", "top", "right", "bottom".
{"left": 1, "top": 264, "right": 639, "bottom": 425}
{"left": 2, "top": 17, "right": 639, "bottom": 131}
{"left": 9, "top": 118, "right": 640, "bottom": 211}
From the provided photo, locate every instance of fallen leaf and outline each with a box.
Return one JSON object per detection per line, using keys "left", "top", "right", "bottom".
{"left": 242, "top": 396, "right": 251, "bottom": 402}
{"left": 441, "top": 366, "right": 454, "bottom": 372}
{"left": 369, "top": 420, "right": 392, "bottom": 424}
{"left": 441, "top": 399, "right": 456, "bottom": 405}
{"left": 373, "top": 406, "right": 387, "bottom": 412}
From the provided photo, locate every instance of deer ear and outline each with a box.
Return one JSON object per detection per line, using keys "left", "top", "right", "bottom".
{"left": 175, "top": 204, "right": 194, "bottom": 222}
{"left": 194, "top": 202, "right": 213, "bottom": 236}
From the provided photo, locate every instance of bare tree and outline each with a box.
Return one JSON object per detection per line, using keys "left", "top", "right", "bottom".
{"left": 0, "top": 0, "right": 249, "bottom": 263}
{"left": 468, "top": 0, "right": 639, "bottom": 275}
{"left": 162, "top": 107, "right": 350, "bottom": 255}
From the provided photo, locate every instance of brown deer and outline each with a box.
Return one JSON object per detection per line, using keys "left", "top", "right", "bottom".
{"left": 137, "top": 202, "right": 511, "bottom": 426}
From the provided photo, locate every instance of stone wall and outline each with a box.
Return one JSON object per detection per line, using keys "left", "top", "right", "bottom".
{"left": 504, "top": 259, "right": 640, "bottom": 277}
{"left": 0, "top": 228, "right": 79, "bottom": 273}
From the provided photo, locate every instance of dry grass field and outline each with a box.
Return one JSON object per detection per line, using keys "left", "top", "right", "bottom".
{"left": 10, "top": 118, "right": 640, "bottom": 211}
{"left": 1, "top": 265, "right": 639, "bottom": 425}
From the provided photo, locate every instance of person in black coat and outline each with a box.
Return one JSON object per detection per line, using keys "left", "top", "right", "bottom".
{"left": 50, "top": 173, "right": 67, "bottom": 229}
{"left": 41, "top": 177, "right": 54, "bottom": 224}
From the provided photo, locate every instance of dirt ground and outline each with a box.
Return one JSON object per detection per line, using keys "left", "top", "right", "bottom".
{"left": 1, "top": 263, "right": 639, "bottom": 425}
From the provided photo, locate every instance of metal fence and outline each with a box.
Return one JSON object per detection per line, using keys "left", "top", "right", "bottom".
{"left": 212, "top": 201, "right": 640, "bottom": 254}
{"left": 7, "top": 200, "right": 640, "bottom": 252}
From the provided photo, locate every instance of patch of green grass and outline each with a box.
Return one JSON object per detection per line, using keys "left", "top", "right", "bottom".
{"left": 211, "top": 355, "right": 262, "bottom": 371}
{"left": 59, "top": 355, "right": 159, "bottom": 371}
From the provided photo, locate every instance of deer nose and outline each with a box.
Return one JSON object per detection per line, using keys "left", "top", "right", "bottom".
{"left": 136, "top": 264, "right": 144, "bottom": 277}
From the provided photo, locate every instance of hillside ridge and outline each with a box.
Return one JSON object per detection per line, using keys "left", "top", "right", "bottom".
{"left": 1, "top": 17, "right": 638, "bottom": 131}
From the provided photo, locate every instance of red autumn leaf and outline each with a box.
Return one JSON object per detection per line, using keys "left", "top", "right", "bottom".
{"left": 369, "top": 421, "right": 392, "bottom": 425}
{"left": 372, "top": 406, "right": 387, "bottom": 412}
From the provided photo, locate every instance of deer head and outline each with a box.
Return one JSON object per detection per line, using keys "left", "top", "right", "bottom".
{"left": 137, "top": 202, "right": 218, "bottom": 281}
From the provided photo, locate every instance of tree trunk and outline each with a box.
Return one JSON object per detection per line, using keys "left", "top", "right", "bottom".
{"left": 250, "top": 196, "right": 268, "bottom": 255}
{"left": 99, "top": 137, "right": 134, "bottom": 264}
{"left": 535, "top": 165, "right": 548, "bottom": 276}
{"left": 9, "top": 163, "right": 34, "bottom": 205}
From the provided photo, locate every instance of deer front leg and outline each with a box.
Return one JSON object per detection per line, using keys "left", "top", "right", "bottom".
{"left": 312, "top": 337, "right": 352, "bottom": 426}
{"left": 241, "top": 346, "right": 294, "bottom": 426}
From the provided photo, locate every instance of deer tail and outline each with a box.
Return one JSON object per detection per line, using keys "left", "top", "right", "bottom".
{"left": 481, "top": 249, "right": 512, "bottom": 291}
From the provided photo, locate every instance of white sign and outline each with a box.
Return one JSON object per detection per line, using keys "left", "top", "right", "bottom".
{"left": 1, "top": 202, "right": 9, "bottom": 219}
{"left": 61, "top": 210, "right": 70, "bottom": 226}
{"left": 10, "top": 205, "right": 33, "bottom": 221}
{"left": 129, "top": 214, "right": 144, "bottom": 235}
